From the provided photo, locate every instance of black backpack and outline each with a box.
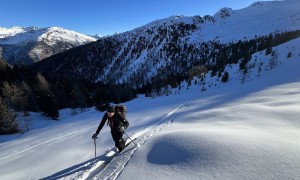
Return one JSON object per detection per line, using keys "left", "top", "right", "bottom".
{"left": 116, "top": 105, "right": 129, "bottom": 128}
{"left": 115, "top": 105, "right": 127, "bottom": 118}
{"left": 107, "top": 105, "right": 128, "bottom": 128}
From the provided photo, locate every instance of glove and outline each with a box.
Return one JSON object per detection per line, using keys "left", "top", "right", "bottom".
{"left": 92, "top": 133, "right": 98, "bottom": 139}
{"left": 123, "top": 120, "right": 129, "bottom": 129}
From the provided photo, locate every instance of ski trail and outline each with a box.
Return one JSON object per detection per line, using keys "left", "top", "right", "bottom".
{"left": 52, "top": 104, "right": 186, "bottom": 180}
{"left": 90, "top": 104, "right": 186, "bottom": 180}
{"left": 61, "top": 129, "right": 148, "bottom": 180}
{"left": 0, "top": 127, "right": 93, "bottom": 161}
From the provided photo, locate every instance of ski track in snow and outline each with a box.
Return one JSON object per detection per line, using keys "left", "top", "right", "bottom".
{"left": 61, "top": 104, "right": 186, "bottom": 180}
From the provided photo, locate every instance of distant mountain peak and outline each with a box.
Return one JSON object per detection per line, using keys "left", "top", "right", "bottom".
{"left": 213, "top": 7, "right": 233, "bottom": 19}
{"left": 89, "top": 34, "right": 102, "bottom": 39}
{"left": 0, "top": 26, "right": 96, "bottom": 64}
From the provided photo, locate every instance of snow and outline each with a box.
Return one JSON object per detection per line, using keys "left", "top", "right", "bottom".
{"left": 0, "top": 26, "right": 96, "bottom": 45}
{"left": 135, "top": 0, "right": 300, "bottom": 43}
{"left": 0, "top": 26, "right": 96, "bottom": 63}
{"left": 0, "top": 26, "right": 45, "bottom": 45}
{"left": 200, "top": 0, "right": 300, "bottom": 42}
{"left": 1, "top": 0, "right": 300, "bottom": 179}
{"left": 38, "top": 27, "right": 96, "bottom": 46}
{"left": 1, "top": 35, "right": 300, "bottom": 179}
{"left": 97, "top": 0, "right": 300, "bottom": 85}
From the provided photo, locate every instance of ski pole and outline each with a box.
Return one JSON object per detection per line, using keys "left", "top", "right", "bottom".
{"left": 94, "top": 138, "right": 97, "bottom": 158}
{"left": 123, "top": 130, "right": 138, "bottom": 146}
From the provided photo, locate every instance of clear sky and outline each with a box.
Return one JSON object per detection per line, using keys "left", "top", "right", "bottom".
{"left": 1, "top": 0, "right": 266, "bottom": 36}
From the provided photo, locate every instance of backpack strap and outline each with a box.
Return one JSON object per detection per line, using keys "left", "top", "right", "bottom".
{"left": 107, "top": 116, "right": 113, "bottom": 127}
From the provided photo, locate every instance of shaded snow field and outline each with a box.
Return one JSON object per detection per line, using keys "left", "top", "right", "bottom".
{"left": 119, "top": 83, "right": 300, "bottom": 180}
{"left": 115, "top": 49, "right": 300, "bottom": 179}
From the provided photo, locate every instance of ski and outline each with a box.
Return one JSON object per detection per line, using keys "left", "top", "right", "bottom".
{"left": 125, "top": 137, "right": 137, "bottom": 148}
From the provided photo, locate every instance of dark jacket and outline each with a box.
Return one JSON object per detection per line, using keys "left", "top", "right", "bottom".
{"left": 96, "top": 112, "right": 126, "bottom": 134}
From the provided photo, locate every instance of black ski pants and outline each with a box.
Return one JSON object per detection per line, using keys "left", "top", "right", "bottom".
{"left": 111, "top": 129, "right": 126, "bottom": 152}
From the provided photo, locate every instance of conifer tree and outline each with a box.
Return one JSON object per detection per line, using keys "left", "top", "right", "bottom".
{"left": 221, "top": 72, "right": 229, "bottom": 82}
{"left": 21, "top": 81, "right": 38, "bottom": 112}
{"left": 0, "top": 97, "right": 19, "bottom": 135}
{"left": 71, "top": 83, "right": 88, "bottom": 112}
{"left": 287, "top": 51, "right": 292, "bottom": 58}
{"left": 35, "top": 73, "right": 59, "bottom": 120}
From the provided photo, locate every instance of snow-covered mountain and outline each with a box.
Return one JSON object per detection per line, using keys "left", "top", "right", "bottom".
{"left": 2, "top": 1, "right": 300, "bottom": 179}
{"left": 139, "top": 0, "right": 299, "bottom": 42}
{"left": 0, "top": 26, "right": 96, "bottom": 64}
{"left": 33, "top": 0, "right": 300, "bottom": 89}
{"left": 1, "top": 37, "right": 300, "bottom": 179}
{"left": 89, "top": 34, "right": 102, "bottom": 39}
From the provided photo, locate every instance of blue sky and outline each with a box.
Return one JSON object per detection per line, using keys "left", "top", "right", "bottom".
{"left": 1, "top": 0, "right": 264, "bottom": 36}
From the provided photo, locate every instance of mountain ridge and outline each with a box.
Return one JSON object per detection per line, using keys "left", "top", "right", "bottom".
{"left": 32, "top": 0, "right": 300, "bottom": 89}
{"left": 0, "top": 26, "right": 96, "bottom": 64}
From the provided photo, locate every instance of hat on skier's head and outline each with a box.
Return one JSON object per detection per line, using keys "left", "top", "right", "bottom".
{"left": 107, "top": 105, "right": 115, "bottom": 113}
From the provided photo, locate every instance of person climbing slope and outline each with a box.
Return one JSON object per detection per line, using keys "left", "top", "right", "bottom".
{"left": 92, "top": 105, "right": 129, "bottom": 152}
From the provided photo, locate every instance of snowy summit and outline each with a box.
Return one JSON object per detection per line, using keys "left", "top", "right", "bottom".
{"left": 0, "top": 26, "right": 96, "bottom": 64}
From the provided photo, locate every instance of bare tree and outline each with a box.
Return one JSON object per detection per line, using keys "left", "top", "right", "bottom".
{"left": 258, "top": 62, "right": 263, "bottom": 77}
{"left": 200, "top": 73, "right": 207, "bottom": 91}
{"left": 269, "top": 50, "right": 278, "bottom": 70}
{"left": 241, "top": 66, "right": 248, "bottom": 84}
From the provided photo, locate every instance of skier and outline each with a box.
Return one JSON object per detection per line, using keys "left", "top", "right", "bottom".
{"left": 92, "top": 105, "right": 129, "bottom": 152}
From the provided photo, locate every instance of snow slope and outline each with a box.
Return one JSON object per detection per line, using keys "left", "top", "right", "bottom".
{"left": 0, "top": 37, "right": 300, "bottom": 179}
{"left": 91, "top": 0, "right": 300, "bottom": 85}
{"left": 136, "top": 0, "right": 300, "bottom": 43}
{"left": 203, "top": 0, "right": 300, "bottom": 42}
{"left": 30, "top": 0, "right": 300, "bottom": 88}
{"left": 0, "top": 26, "right": 96, "bottom": 45}
{"left": 118, "top": 65, "right": 300, "bottom": 180}
{"left": 0, "top": 26, "right": 96, "bottom": 64}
